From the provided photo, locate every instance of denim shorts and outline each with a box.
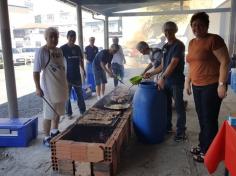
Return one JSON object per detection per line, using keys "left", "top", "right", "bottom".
{"left": 93, "top": 68, "right": 107, "bottom": 85}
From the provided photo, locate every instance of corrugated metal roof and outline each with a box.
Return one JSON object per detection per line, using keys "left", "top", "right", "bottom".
{"left": 59, "top": 0, "right": 189, "bottom": 15}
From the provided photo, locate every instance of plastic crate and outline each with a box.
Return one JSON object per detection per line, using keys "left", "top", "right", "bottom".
{"left": 0, "top": 117, "right": 38, "bottom": 147}
{"left": 229, "top": 115, "right": 236, "bottom": 126}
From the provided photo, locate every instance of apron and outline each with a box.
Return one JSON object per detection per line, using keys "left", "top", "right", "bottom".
{"left": 42, "top": 48, "right": 68, "bottom": 103}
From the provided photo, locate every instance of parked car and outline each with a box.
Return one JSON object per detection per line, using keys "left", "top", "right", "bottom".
{"left": 0, "top": 49, "right": 27, "bottom": 67}
{"left": 12, "top": 48, "right": 25, "bottom": 66}
{"left": 21, "top": 47, "right": 38, "bottom": 64}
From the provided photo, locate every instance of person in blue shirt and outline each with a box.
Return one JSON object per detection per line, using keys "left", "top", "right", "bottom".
{"left": 143, "top": 21, "right": 186, "bottom": 142}
{"left": 60, "top": 30, "right": 86, "bottom": 119}
{"left": 85, "top": 37, "right": 98, "bottom": 92}
{"left": 92, "top": 44, "right": 119, "bottom": 100}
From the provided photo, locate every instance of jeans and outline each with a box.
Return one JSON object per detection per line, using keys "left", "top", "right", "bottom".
{"left": 66, "top": 82, "right": 86, "bottom": 115}
{"left": 192, "top": 83, "right": 222, "bottom": 154}
{"left": 165, "top": 84, "right": 186, "bottom": 136}
{"left": 111, "top": 63, "right": 124, "bottom": 87}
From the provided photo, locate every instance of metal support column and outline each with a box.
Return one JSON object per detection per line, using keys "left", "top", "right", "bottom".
{"left": 228, "top": 0, "right": 236, "bottom": 56}
{"left": 0, "top": 0, "right": 18, "bottom": 118}
{"left": 104, "top": 16, "right": 109, "bottom": 49}
{"left": 76, "top": 4, "right": 84, "bottom": 50}
{"left": 180, "top": 0, "right": 183, "bottom": 11}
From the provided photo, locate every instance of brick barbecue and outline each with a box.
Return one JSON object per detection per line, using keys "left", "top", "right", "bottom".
{"left": 51, "top": 87, "right": 133, "bottom": 176}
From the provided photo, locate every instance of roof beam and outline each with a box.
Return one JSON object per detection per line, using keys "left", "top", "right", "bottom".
{"left": 79, "top": 0, "right": 182, "bottom": 5}
{"left": 56, "top": 0, "right": 77, "bottom": 6}
{"left": 84, "top": 2, "right": 161, "bottom": 14}
{"left": 108, "top": 7, "right": 231, "bottom": 17}
{"left": 82, "top": 6, "right": 105, "bottom": 15}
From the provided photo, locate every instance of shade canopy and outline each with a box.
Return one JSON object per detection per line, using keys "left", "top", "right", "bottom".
{"left": 59, "top": 0, "right": 230, "bottom": 16}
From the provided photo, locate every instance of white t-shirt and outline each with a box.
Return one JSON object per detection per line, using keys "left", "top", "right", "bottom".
{"left": 149, "top": 48, "right": 163, "bottom": 68}
{"left": 111, "top": 45, "right": 125, "bottom": 66}
{"left": 34, "top": 46, "right": 68, "bottom": 103}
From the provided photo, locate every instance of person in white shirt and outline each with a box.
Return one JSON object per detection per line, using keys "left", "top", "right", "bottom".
{"left": 111, "top": 37, "right": 126, "bottom": 87}
{"left": 156, "top": 36, "right": 166, "bottom": 49}
{"left": 33, "top": 27, "right": 68, "bottom": 147}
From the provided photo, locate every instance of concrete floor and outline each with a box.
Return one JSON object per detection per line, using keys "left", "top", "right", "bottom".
{"left": 0, "top": 67, "right": 235, "bottom": 176}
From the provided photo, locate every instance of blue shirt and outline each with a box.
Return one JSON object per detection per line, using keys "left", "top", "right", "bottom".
{"left": 85, "top": 45, "right": 98, "bottom": 63}
{"left": 60, "top": 44, "right": 83, "bottom": 84}
{"left": 162, "top": 39, "right": 185, "bottom": 85}
{"left": 92, "top": 49, "right": 113, "bottom": 71}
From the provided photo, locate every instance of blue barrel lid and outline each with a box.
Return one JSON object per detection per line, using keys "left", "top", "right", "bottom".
{"left": 139, "top": 81, "right": 157, "bottom": 89}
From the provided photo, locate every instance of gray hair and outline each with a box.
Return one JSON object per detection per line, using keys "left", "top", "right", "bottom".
{"left": 44, "top": 27, "right": 59, "bottom": 40}
{"left": 136, "top": 41, "right": 149, "bottom": 51}
{"left": 163, "top": 21, "right": 178, "bottom": 33}
{"left": 110, "top": 44, "right": 119, "bottom": 52}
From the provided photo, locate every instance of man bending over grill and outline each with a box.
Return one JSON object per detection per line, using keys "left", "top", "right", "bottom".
{"left": 92, "top": 44, "right": 119, "bottom": 100}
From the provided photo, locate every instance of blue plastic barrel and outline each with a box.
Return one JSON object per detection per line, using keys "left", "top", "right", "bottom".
{"left": 86, "top": 62, "right": 96, "bottom": 92}
{"left": 132, "top": 81, "right": 167, "bottom": 144}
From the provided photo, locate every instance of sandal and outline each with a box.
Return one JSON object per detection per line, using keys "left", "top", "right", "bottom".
{"left": 190, "top": 146, "right": 201, "bottom": 155}
{"left": 193, "top": 153, "right": 204, "bottom": 163}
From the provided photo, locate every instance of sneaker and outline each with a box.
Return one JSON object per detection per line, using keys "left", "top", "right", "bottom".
{"left": 193, "top": 153, "right": 205, "bottom": 163}
{"left": 50, "top": 130, "right": 60, "bottom": 139}
{"left": 174, "top": 134, "right": 187, "bottom": 142}
{"left": 65, "top": 114, "right": 73, "bottom": 119}
{"left": 43, "top": 137, "right": 51, "bottom": 147}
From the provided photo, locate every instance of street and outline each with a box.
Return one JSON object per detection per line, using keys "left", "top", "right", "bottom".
{"left": 0, "top": 64, "right": 35, "bottom": 104}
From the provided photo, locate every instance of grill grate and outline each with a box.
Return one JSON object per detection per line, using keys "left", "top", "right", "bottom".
{"left": 93, "top": 86, "right": 134, "bottom": 110}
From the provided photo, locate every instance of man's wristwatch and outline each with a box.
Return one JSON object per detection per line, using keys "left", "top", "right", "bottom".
{"left": 219, "top": 82, "right": 225, "bottom": 86}
{"left": 160, "top": 75, "right": 166, "bottom": 80}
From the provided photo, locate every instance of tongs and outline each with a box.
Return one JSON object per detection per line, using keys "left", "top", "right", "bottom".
{"left": 114, "top": 76, "right": 127, "bottom": 86}
{"left": 114, "top": 76, "right": 134, "bottom": 90}
{"left": 42, "top": 96, "right": 60, "bottom": 117}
